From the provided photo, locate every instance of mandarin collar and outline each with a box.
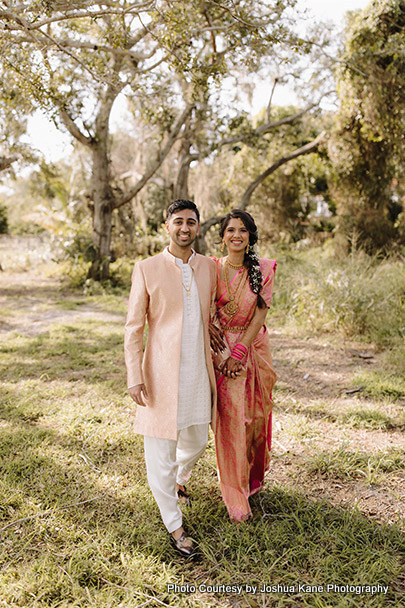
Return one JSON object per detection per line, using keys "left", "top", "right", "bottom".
{"left": 163, "top": 246, "right": 196, "bottom": 266}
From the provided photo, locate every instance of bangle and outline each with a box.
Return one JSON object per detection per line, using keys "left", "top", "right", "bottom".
{"left": 231, "top": 343, "right": 248, "bottom": 361}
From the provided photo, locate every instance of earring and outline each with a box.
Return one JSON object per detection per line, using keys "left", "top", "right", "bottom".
{"left": 246, "top": 244, "right": 250, "bottom": 253}
{"left": 221, "top": 241, "right": 225, "bottom": 253}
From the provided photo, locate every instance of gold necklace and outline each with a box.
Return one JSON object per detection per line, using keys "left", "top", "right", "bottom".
{"left": 226, "top": 258, "right": 244, "bottom": 270}
{"left": 182, "top": 272, "right": 193, "bottom": 296}
{"left": 223, "top": 261, "right": 245, "bottom": 317}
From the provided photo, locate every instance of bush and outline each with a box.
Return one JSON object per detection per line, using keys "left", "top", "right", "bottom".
{"left": 0, "top": 202, "right": 8, "bottom": 233}
{"left": 269, "top": 246, "right": 405, "bottom": 349}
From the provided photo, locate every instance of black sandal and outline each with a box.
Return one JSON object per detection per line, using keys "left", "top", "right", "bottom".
{"left": 177, "top": 485, "right": 192, "bottom": 507}
{"left": 170, "top": 531, "right": 195, "bottom": 557}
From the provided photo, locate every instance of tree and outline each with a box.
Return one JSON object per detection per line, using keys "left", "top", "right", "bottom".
{"left": 329, "top": 0, "right": 405, "bottom": 253}
{"left": 0, "top": 0, "right": 299, "bottom": 279}
{"left": 0, "top": 69, "right": 35, "bottom": 176}
{"left": 190, "top": 102, "right": 331, "bottom": 250}
{"left": 192, "top": 97, "right": 329, "bottom": 252}
{"left": 154, "top": 22, "right": 338, "bottom": 252}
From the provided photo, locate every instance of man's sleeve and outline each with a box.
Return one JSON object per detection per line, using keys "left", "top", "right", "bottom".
{"left": 124, "top": 262, "right": 149, "bottom": 388}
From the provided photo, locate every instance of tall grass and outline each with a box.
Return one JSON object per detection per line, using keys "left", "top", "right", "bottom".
{"left": 59, "top": 240, "right": 404, "bottom": 360}
{"left": 306, "top": 445, "right": 405, "bottom": 483}
{"left": 268, "top": 246, "right": 404, "bottom": 369}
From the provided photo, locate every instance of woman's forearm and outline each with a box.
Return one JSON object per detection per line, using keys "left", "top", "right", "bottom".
{"left": 239, "top": 306, "right": 268, "bottom": 349}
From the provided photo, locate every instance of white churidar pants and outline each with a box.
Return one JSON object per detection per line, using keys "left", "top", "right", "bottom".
{"left": 144, "top": 423, "right": 209, "bottom": 533}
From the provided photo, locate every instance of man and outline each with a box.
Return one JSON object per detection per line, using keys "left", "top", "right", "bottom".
{"left": 124, "top": 199, "right": 217, "bottom": 557}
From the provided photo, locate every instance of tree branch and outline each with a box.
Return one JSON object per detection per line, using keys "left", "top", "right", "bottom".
{"left": 0, "top": 2, "right": 156, "bottom": 31}
{"left": 57, "top": 107, "right": 93, "bottom": 147}
{"left": 200, "top": 215, "right": 223, "bottom": 236}
{"left": 114, "top": 103, "right": 195, "bottom": 208}
{"left": 34, "top": 2, "right": 155, "bottom": 27}
{"left": 202, "top": 95, "right": 330, "bottom": 155}
{"left": 239, "top": 131, "right": 326, "bottom": 210}
{"left": 0, "top": 7, "right": 116, "bottom": 86}
{"left": 299, "top": 38, "right": 369, "bottom": 78}
{"left": 266, "top": 77, "right": 278, "bottom": 123}
{"left": 38, "top": 38, "right": 159, "bottom": 63}
{"left": 0, "top": 155, "right": 17, "bottom": 171}
{"left": 95, "top": 58, "right": 126, "bottom": 139}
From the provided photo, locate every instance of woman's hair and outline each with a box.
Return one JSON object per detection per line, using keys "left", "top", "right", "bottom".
{"left": 219, "top": 209, "right": 266, "bottom": 309}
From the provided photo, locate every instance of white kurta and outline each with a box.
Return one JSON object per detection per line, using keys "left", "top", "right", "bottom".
{"left": 168, "top": 250, "right": 211, "bottom": 430}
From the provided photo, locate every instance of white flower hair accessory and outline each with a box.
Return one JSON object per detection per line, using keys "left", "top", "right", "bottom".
{"left": 245, "top": 249, "right": 263, "bottom": 296}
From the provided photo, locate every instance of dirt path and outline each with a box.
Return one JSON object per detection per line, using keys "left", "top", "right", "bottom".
{"left": 269, "top": 332, "right": 404, "bottom": 527}
{"left": 1, "top": 234, "right": 403, "bottom": 528}
{"left": 0, "top": 235, "right": 122, "bottom": 334}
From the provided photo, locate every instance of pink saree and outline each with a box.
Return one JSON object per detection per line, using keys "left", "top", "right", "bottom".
{"left": 212, "top": 257, "right": 277, "bottom": 521}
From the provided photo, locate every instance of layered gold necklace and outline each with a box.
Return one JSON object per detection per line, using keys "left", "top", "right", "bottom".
{"left": 223, "top": 259, "right": 246, "bottom": 317}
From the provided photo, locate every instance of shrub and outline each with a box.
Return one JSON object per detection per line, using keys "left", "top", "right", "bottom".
{"left": 269, "top": 246, "right": 405, "bottom": 350}
{"left": 0, "top": 202, "right": 8, "bottom": 233}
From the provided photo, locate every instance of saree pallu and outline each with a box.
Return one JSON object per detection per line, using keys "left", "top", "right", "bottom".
{"left": 212, "top": 257, "right": 277, "bottom": 521}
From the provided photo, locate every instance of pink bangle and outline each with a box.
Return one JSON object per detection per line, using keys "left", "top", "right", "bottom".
{"left": 231, "top": 343, "right": 248, "bottom": 361}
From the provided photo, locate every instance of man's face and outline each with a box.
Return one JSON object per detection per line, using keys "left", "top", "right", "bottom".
{"left": 165, "top": 209, "right": 200, "bottom": 249}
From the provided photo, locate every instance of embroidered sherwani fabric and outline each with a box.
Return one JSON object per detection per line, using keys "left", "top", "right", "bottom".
{"left": 172, "top": 251, "right": 212, "bottom": 429}
{"left": 124, "top": 247, "right": 217, "bottom": 440}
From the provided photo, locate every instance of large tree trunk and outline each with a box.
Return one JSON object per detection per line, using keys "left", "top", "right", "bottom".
{"left": 88, "top": 145, "right": 115, "bottom": 281}
{"left": 174, "top": 154, "right": 191, "bottom": 200}
{"left": 173, "top": 118, "right": 192, "bottom": 200}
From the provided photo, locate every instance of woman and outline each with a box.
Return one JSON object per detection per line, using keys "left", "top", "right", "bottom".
{"left": 210, "top": 209, "right": 276, "bottom": 522}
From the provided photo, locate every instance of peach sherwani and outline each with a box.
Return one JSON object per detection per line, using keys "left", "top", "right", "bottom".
{"left": 124, "top": 248, "right": 217, "bottom": 440}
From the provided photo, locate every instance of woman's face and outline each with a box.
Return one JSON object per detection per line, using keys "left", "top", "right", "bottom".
{"left": 223, "top": 217, "right": 250, "bottom": 254}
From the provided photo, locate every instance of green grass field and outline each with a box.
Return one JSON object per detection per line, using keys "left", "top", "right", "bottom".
{"left": 1, "top": 235, "right": 404, "bottom": 608}
{"left": 1, "top": 310, "right": 404, "bottom": 608}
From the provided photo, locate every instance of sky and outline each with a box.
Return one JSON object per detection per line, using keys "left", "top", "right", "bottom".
{"left": 24, "top": 0, "right": 371, "bottom": 162}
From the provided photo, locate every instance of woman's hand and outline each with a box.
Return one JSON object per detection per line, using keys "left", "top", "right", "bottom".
{"left": 209, "top": 323, "right": 226, "bottom": 354}
{"left": 222, "top": 356, "right": 242, "bottom": 379}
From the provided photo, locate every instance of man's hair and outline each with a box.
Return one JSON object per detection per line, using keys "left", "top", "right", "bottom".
{"left": 166, "top": 199, "right": 200, "bottom": 223}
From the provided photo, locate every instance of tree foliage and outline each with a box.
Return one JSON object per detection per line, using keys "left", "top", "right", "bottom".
{"left": 329, "top": 0, "right": 405, "bottom": 253}
{"left": 0, "top": 66, "right": 37, "bottom": 176}
{"left": 193, "top": 105, "right": 331, "bottom": 244}
{"left": 0, "top": 0, "right": 301, "bottom": 278}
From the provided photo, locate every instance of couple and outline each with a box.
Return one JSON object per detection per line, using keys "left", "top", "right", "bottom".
{"left": 124, "top": 199, "right": 276, "bottom": 557}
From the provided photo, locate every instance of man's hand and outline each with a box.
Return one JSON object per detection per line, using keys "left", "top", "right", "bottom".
{"left": 222, "top": 357, "right": 242, "bottom": 379}
{"left": 209, "top": 323, "right": 226, "bottom": 354}
{"left": 128, "top": 383, "right": 149, "bottom": 406}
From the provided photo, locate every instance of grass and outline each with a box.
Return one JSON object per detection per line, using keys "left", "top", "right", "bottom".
{"left": 280, "top": 413, "right": 320, "bottom": 440}
{"left": 1, "top": 311, "right": 404, "bottom": 608}
{"left": 306, "top": 445, "right": 405, "bottom": 483}
{"left": 268, "top": 247, "right": 405, "bottom": 370}
{"left": 338, "top": 406, "right": 402, "bottom": 431}
{"left": 351, "top": 370, "right": 405, "bottom": 402}
{"left": 275, "top": 397, "right": 405, "bottom": 432}
{"left": 1, "top": 237, "right": 405, "bottom": 607}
